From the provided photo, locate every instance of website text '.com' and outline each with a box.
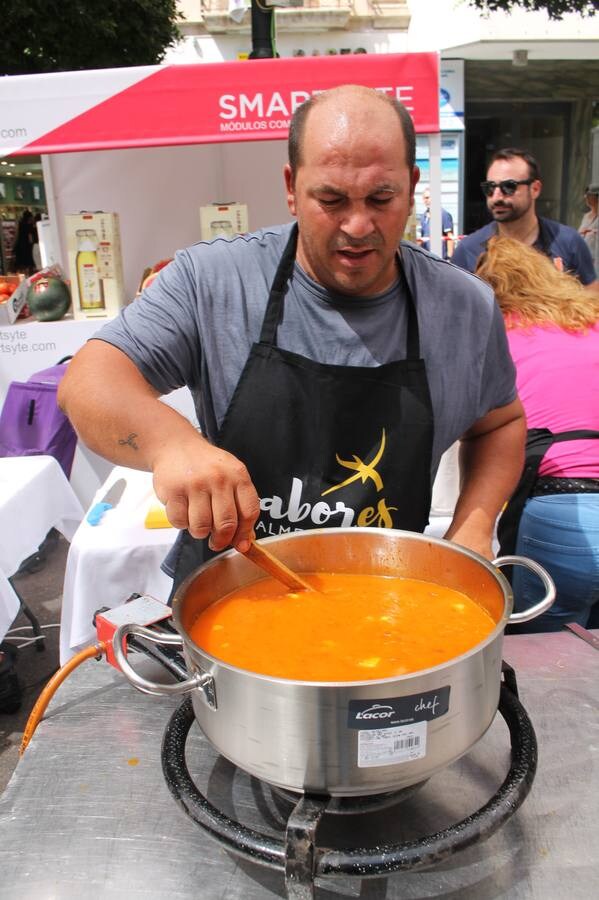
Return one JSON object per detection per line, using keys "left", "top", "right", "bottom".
{"left": 0, "top": 332, "right": 57, "bottom": 356}
{"left": 1, "top": 127, "right": 27, "bottom": 140}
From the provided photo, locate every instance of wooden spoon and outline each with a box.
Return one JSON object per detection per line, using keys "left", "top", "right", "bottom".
{"left": 243, "top": 541, "right": 316, "bottom": 593}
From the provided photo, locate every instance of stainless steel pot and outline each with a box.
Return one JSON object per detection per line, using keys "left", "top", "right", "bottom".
{"left": 113, "top": 528, "right": 554, "bottom": 797}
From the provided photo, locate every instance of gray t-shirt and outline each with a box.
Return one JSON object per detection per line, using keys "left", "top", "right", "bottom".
{"left": 95, "top": 223, "right": 516, "bottom": 480}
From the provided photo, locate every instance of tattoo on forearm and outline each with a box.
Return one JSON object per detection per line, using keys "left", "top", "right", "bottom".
{"left": 118, "top": 433, "right": 139, "bottom": 450}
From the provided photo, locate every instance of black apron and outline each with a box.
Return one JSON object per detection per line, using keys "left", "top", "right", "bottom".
{"left": 170, "top": 225, "right": 434, "bottom": 593}
{"left": 497, "top": 427, "right": 599, "bottom": 557}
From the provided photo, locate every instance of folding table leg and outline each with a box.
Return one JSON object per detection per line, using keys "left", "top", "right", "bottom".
{"left": 8, "top": 579, "right": 46, "bottom": 653}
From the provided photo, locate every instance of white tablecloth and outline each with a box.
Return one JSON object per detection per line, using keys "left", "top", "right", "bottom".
{"left": 0, "top": 456, "right": 84, "bottom": 641}
{"left": 60, "top": 467, "right": 177, "bottom": 663}
{"left": 430, "top": 442, "right": 460, "bottom": 516}
{"left": 59, "top": 464, "right": 456, "bottom": 664}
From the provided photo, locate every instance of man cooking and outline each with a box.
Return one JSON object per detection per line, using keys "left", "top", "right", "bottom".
{"left": 452, "top": 147, "right": 597, "bottom": 289}
{"left": 58, "top": 85, "right": 525, "bottom": 594}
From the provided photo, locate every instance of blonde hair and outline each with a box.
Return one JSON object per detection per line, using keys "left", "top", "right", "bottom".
{"left": 475, "top": 236, "right": 599, "bottom": 332}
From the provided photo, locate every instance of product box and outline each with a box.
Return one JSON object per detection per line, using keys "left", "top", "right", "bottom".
{"left": 0, "top": 275, "right": 26, "bottom": 325}
{"left": 65, "top": 212, "right": 126, "bottom": 319}
{"left": 199, "top": 202, "right": 249, "bottom": 241}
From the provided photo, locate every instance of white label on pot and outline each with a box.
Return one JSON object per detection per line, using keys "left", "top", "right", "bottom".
{"left": 357, "top": 721, "right": 427, "bottom": 768}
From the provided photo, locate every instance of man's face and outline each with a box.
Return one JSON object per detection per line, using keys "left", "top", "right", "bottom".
{"left": 284, "top": 99, "right": 419, "bottom": 297}
{"left": 422, "top": 190, "right": 431, "bottom": 209}
{"left": 485, "top": 157, "right": 541, "bottom": 223}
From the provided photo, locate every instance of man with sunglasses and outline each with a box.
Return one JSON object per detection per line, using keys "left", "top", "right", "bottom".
{"left": 452, "top": 148, "right": 597, "bottom": 289}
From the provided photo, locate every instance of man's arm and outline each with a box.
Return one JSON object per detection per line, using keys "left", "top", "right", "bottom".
{"left": 443, "top": 397, "right": 526, "bottom": 559}
{"left": 58, "top": 340, "right": 260, "bottom": 552}
{"left": 443, "top": 210, "right": 455, "bottom": 258}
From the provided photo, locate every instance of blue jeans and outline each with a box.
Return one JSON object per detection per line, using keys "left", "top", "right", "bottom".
{"left": 510, "top": 494, "right": 599, "bottom": 633}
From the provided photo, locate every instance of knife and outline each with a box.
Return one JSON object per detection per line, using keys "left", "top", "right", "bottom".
{"left": 87, "top": 478, "right": 127, "bottom": 526}
{"left": 564, "top": 622, "right": 599, "bottom": 651}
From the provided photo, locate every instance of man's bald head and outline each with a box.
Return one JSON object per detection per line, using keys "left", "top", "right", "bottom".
{"left": 288, "top": 85, "right": 416, "bottom": 181}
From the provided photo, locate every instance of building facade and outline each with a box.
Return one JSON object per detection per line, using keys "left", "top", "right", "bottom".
{"left": 171, "top": 0, "right": 599, "bottom": 236}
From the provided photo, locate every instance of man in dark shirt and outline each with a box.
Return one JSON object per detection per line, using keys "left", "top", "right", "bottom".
{"left": 452, "top": 148, "right": 597, "bottom": 288}
{"left": 419, "top": 187, "right": 454, "bottom": 259}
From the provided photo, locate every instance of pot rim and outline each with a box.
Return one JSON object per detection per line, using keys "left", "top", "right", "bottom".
{"left": 172, "top": 527, "right": 512, "bottom": 688}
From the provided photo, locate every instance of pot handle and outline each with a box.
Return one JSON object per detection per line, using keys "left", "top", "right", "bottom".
{"left": 492, "top": 555, "right": 556, "bottom": 624}
{"left": 113, "top": 622, "right": 216, "bottom": 706}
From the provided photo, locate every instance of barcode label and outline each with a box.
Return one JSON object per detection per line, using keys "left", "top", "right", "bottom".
{"left": 393, "top": 735, "right": 421, "bottom": 752}
{"left": 358, "top": 721, "right": 427, "bottom": 768}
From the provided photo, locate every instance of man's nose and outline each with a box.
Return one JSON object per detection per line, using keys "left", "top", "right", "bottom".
{"left": 490, "top": 185, "right": 504, "bottom": 200}
{"left": 341, "top": 204, "right": 376, "bottom": 239}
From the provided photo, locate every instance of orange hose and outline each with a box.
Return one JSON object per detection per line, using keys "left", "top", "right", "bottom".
{"left": 20, "top": 642, "right": 107, "bottom": 756}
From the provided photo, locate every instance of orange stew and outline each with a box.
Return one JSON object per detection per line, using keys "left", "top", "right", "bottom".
{"left": 189, "top": 573, "right": 497, "bottom": 682}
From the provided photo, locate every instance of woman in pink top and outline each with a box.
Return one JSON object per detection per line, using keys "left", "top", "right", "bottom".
{"left": 476, "top": 237, "right": 599, "bottom": 631}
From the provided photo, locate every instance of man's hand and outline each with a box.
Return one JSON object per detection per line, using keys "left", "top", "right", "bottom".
{"left": 59, "top": 341, "right": 261, "bottom": 552}
{"left": 443, "top": 522, "right": 495, "bottom": 561}
{"left": 444, "top": 397, "right": 526, "bottom": 560}
{"left": 152, "top": 436, "right": 261, "bottom": 552}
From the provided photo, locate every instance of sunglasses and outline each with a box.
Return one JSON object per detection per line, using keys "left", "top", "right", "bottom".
{"left": 480, "top": 178, "right": 534, "bottom": 198}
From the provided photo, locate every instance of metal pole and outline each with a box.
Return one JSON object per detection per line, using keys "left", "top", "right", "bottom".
{"left": 428, "top": 131, "right": 443, "bottom": 257}
{"left": 249, "top": 0, "right": 278, "bottom": 59}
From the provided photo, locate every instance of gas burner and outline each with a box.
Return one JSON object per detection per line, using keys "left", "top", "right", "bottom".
{"left": 270, "top": 779, "right": 428, "bottom": 816}
{"left": 161, "top": 665, "right": 537, "bottom": 899}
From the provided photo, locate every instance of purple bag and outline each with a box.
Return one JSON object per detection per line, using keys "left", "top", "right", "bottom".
{"left": 0, "top": 357, "right": 77, "bottom": 477}
{"left": 26, "top": 356, "right": 73, "bottom": 387}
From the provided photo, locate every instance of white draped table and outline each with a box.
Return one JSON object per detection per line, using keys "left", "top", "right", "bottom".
{"left": 0, "top": 456, "right": 84, "bottom": 642}
{"left": 60, "top": 467, "right": 177, "bottom": 664}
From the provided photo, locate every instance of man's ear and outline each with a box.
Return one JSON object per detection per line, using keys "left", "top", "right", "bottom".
{"left": 410, "top": 165, "right": 421, "bottom": 210}
{"left": 284, "top": 164, "right": 297, "bottom": 216}
{"left": 531, "top": 179, "right": 542, "bottom": 201}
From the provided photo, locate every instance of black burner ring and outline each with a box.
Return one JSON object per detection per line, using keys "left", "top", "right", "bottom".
{"left": 161, "top": 679, "right": 537, "bottom": 883}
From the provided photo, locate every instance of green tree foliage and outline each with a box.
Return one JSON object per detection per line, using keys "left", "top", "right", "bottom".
{"left": 467, "top": 0, "right": 597, "bottom": 18}
{"left": 1, "top": 0, "right": 182, "bottom": 75}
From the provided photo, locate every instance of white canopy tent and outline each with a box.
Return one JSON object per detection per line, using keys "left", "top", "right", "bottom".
{"left": 0, "top": 53, "right": 459, "bottom": 523}
{"left": 1, "top": 53, "right": 444, "bottom": 295}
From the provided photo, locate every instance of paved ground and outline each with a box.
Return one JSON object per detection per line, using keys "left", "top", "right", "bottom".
{"left": 0, "top": 532, "right": 67, "bottom": 794}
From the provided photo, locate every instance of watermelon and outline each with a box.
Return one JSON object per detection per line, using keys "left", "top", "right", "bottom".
{"left": 27, "top": 276, "right": 72, "bottom": 321}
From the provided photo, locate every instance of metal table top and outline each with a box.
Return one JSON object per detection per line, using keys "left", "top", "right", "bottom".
{"left": 1, "top": 630, "right": 598, "bottom": 899}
